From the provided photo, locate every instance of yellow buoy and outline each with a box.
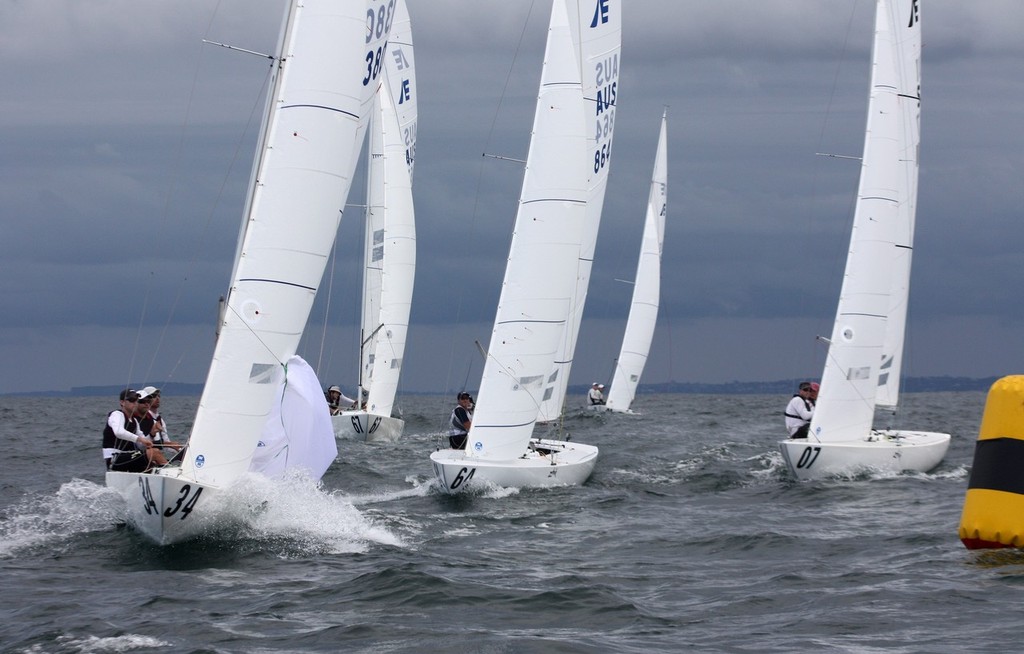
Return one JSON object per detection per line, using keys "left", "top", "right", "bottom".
{"left": 959, "top": 375, "right": 1024, "bottom": 549}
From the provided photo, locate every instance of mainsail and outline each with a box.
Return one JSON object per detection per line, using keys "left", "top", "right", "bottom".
{"left": 605, "top": 111, "right": 668, "bottom": 412}
{"left": 536, "top": 0, "right": 623, "bottom": 422}
{"left": 182, "top": 1, "right": 394, "bottom": 486}
{"left": 809, "top": 0, "right": 921, "bottom": 442}
{"left": 360, "top": 0, "right": 417, "bottom": 419}
{"left": 467, "top": 0, "right": 589, "bottom": 462}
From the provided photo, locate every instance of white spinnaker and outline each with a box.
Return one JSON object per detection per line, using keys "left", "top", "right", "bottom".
{"left": 467, "top": 0, "right": 588, "bottom": 462}
{"left": 363, "top": 0, "right": 417, "bottom": 418}
{"left": 605, "top": 111, "right": 667, "bottom": 412}
{"left": 536, "top": 0, "right": 622, "bottom": 422}
{"left": 249, "top": 356, "right": 337, "bottom": 480}
{"left": 810, "top": 0, "right": 920, "bottom": 443}
{"left": 182, "top": 1, "right": 393, "bottom": 486}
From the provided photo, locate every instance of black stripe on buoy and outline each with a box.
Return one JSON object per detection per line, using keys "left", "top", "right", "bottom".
{"left": 967, "top": 438, "right": 1024, "bottom": 495}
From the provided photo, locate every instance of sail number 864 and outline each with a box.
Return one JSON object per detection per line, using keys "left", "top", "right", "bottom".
{"left": 594, "top": 143, "right": 612, "bottom": 173}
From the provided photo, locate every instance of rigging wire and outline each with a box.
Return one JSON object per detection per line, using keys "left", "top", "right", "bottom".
{"left": 133, "top": 3, "right": 276, "bottom": 393}
{"left": 803, "top": 0, "right": 865, "bottom": 381}
{"left": 442, "top": 0, "right": 539, "bottom": 399}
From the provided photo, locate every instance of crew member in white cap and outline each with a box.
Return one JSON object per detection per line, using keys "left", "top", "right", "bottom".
{"left": 137, "top": 386, "right": 185, "bottom": 463}
{"left": 588, "top": 382, "right": 606, "bottom": 405}
{"left": 326, "top": 385, "right": 357, "bottom": 415}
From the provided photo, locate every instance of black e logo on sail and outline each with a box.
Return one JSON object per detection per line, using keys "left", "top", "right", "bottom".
{"left": 591, "top": 0, "right": 610, "bottom": 27}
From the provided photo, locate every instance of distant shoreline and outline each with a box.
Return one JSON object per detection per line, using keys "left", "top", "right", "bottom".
{"left": 2, "top": 376, "right": 1005, "bottom": 398}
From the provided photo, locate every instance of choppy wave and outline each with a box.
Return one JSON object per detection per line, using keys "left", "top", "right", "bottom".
{"left": 1, "top": 391, "right": 1013, "bottom": 652}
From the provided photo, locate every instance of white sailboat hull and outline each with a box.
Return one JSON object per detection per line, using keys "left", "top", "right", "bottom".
{"left": 779, "top": 430, "right": 951, "bottom": 481}
{"left": 106, "top": 470, "right": 220, "bottom": 546}
{"left": 331, "top": 410, "right": 404, "bottom": 443}
{"left": 430, "top": 439, "right": 599, "bottom": 493}
{"left": 585, "top": 404, "right": 633, "bottom": 415}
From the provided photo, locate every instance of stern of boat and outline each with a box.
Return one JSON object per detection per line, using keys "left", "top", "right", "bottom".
{"left": 430, "top": 439, "right": 599, "bottom": 493}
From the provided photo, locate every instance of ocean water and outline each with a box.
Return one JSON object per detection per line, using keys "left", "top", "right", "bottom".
{"left": 0, "top": 391, "right": 1018, "bottom": 653}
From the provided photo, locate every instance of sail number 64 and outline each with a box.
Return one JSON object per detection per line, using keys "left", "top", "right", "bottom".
{"left": 450, "top": 467, "right": 476, "bottom": 490}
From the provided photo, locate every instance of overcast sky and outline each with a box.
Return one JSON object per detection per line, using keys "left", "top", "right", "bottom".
{"left": 1, "top": 0, "right": 1022, "bottom": 397}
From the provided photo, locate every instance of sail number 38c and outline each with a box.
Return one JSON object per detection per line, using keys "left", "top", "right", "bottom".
{"left": 364, "top": 2, "right": 396, "bottom": 86}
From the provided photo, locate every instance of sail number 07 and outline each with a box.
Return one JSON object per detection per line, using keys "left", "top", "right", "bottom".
{"left": 796, "top": 446, "right": 822, "bottom": 469}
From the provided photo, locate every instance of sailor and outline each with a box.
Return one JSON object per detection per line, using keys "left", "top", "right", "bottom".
{"left": 137, "top": 386, "right": 185, "bottom": 463}
{"left": 784, "top": 382, "right": 815, "bottom": 439}
{"left": 448, "top": 392, "right": 474, "bottom": 449}
{"left": 326, "top": 385, "right": 357, "bottom": 416}
{"left": 588, "top": 382, "right": 606, "bottom": 405}
{"left": 103, "top": 389, "right": 155, "bottom": 472}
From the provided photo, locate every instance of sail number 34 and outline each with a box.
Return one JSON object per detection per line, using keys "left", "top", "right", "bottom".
{"left": 138, "top": 478, "right": 203, "bottom": 520}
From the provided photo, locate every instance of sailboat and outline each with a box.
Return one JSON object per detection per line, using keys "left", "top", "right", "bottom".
{"left": 535, "top": 0, "right": 622, "bottom": 424}
{"left": 430, "top": 0, "right": 620, "bottom": 492}
{"left": 599, "top": 111, "right": 668, "bottom": 414}
{"left": 779, "top": 0, "right": 950, "bottom": 480}
{"left": 331, "top": 0, "right": 417, "bottom": 443}
{"left": 105, "top": 0, "right": 395, "bottom": 545}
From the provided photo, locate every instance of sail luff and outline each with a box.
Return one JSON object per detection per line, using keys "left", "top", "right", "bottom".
{"left": 182, "top": 1, "right": 393, "bottom": 485}
{"left": 605, "top": 111, "right": 667, "bottom": 412}
{"left": 810, "top": 0, "right": 915, "bottom": 442}
{"left": 467, "top": 0, "right": 588, "bottom": 461}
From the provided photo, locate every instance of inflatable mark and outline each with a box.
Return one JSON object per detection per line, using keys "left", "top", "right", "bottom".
{"left": 959, "top": 376, "right": 1024, "bottom": 549}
